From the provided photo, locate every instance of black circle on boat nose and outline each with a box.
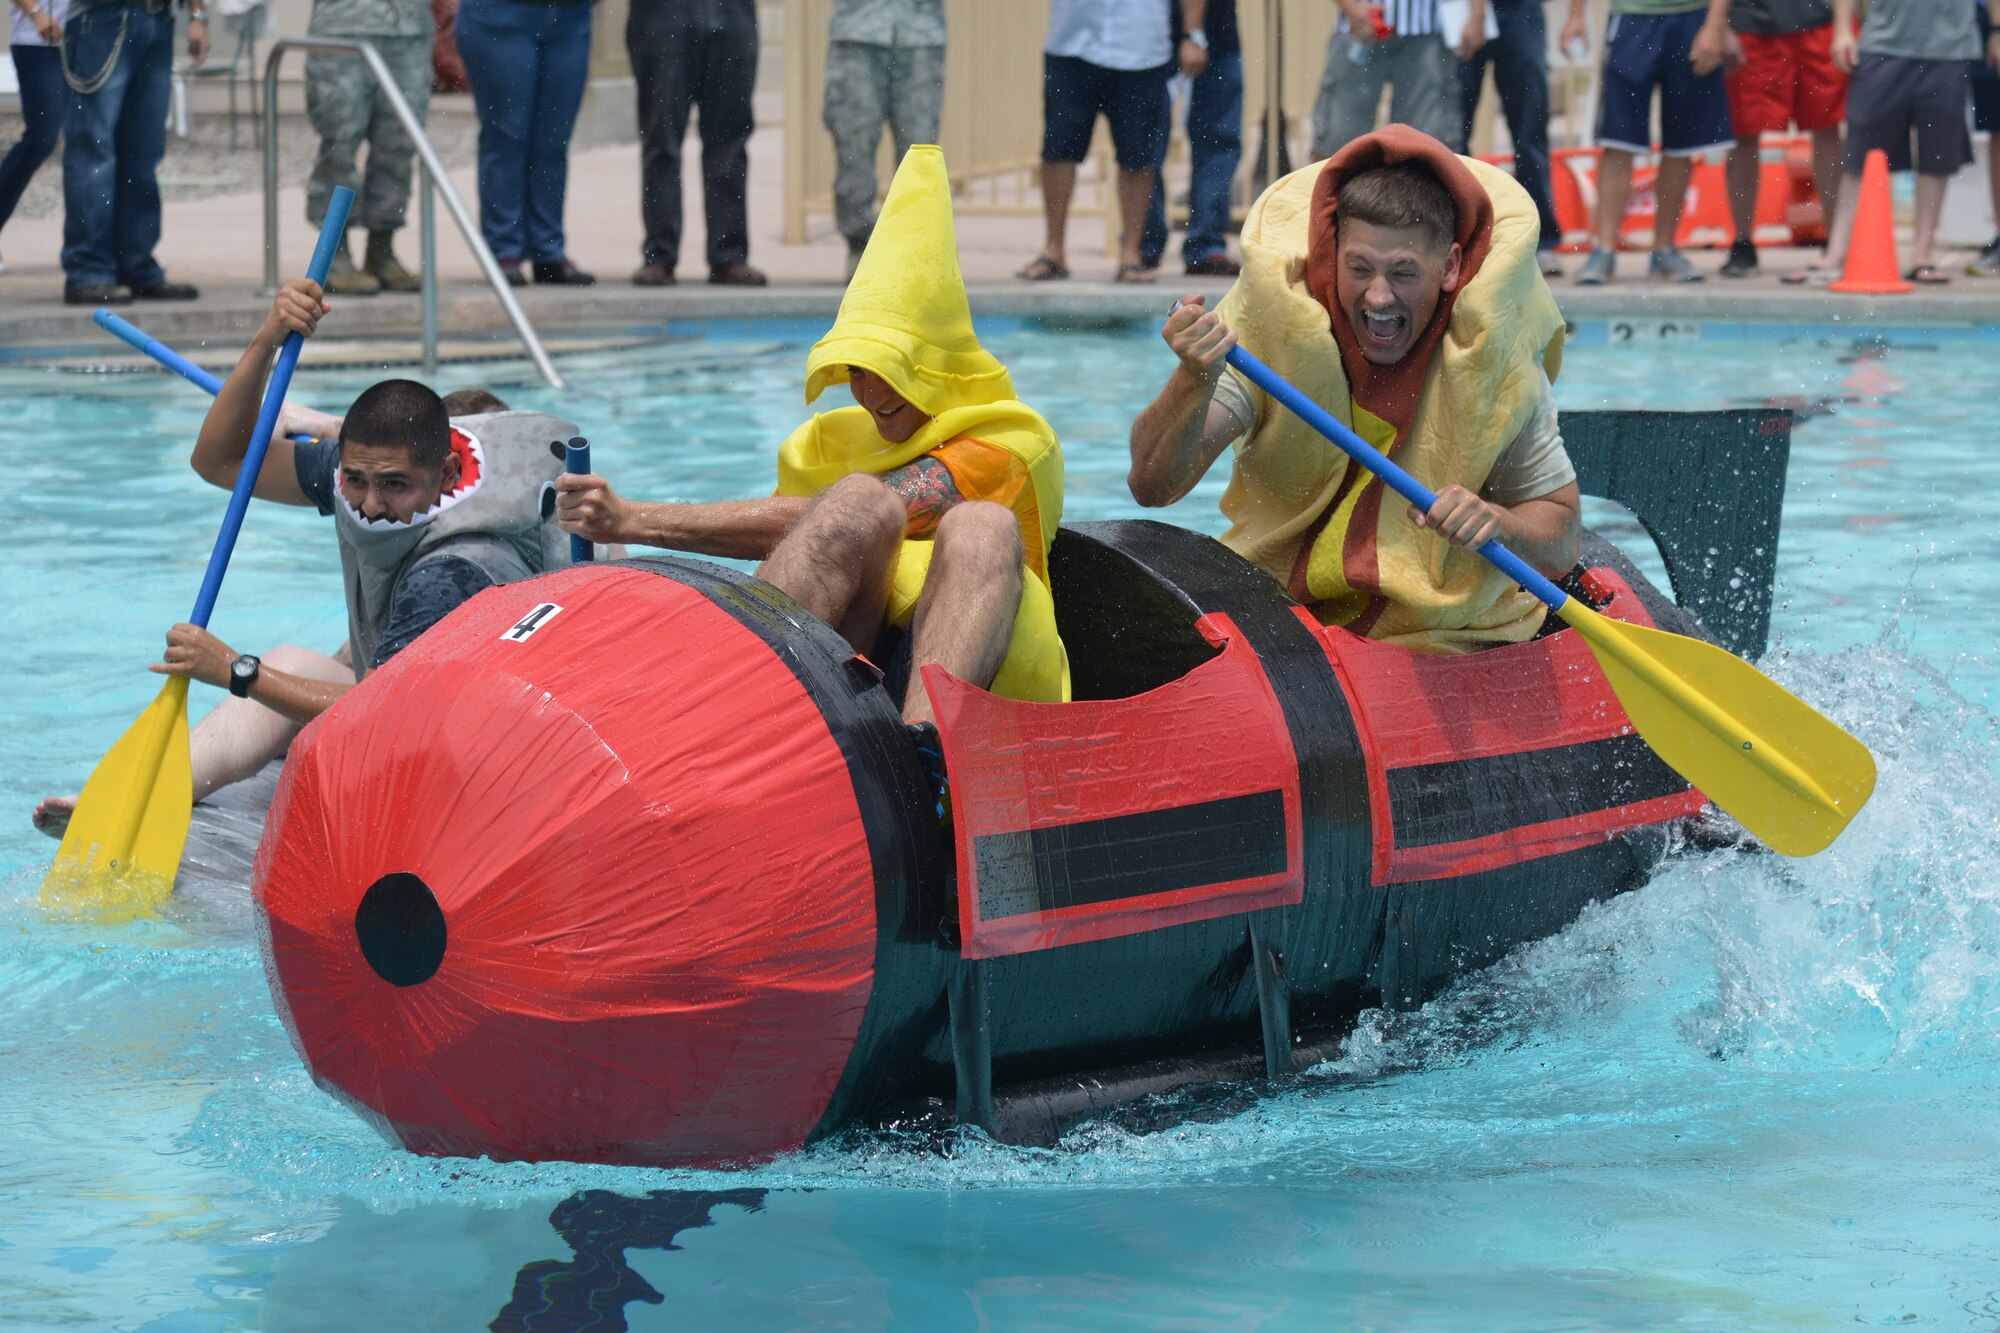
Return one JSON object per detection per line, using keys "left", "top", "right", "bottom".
{"left": 354, "top": 872, "right": 447, "bottom": 987}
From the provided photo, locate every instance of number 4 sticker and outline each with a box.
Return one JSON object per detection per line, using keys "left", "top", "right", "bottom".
{"left": 501, "top": 603, "right": 564, "bottom": 642}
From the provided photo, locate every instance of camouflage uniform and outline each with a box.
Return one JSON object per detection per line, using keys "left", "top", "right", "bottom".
{"left": 305, "top": 0, "right": 435, "bottom": 232}
{"left": 824, "top": 0, "right": 945, "bottom": 249}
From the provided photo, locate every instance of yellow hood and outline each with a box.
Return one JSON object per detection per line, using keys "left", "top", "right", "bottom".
{"left": 801, "top": 143, "right": 1014, "bottom": 420}
{"left": 777, "top": 145, "right": 1061, "bottom": 563}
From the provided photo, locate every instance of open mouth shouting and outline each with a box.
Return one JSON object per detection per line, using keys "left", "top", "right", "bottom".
{"left": 1356, "top": 304, "right": 1411, "bottom": 362}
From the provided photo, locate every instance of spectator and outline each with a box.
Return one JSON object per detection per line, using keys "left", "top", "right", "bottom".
{"left": 1, "top": 0, "right": 68, "bottom": 273}
{"left": 304, "top": 0, "right": 435, "bottom": 296}
{"left": 59, "top": 0, "right": 207, "bottom": 305}
{"left": 1813, "top": 0, "right": 1978, "bottom": 283}
{"left": 1020, "top": 0, "right": 1186, "bottom": 283}
{"left": 627, "top": 0, "right": 765, "bottom": 287}
{"left": 1968, "top": 0, "right": 1999, "bottom": 276}
{"left": 1717, "top": 0, "right": 1845, "bottom": 277}
{"left": 1141, "top": 0, "right": 1244, "bottom": 277}
{"left": 455, "top": 0, "right": 596, "bottom": 286}
{"left": 1312, "top": 0, "right": 1487, "bottom": 161}
{"left": 1458, "top": 0, "right": 1566, "bottom": 274}
{"left": 823, "top": 0, "right": 944, "bottom": 279}
{"left": 1564, "top": 0, "right": 1740, "bottom": 284}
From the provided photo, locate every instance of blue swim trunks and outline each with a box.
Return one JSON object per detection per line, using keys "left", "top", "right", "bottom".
{"left": 1596, "top": 9, "right": 1737, "bottom": 155}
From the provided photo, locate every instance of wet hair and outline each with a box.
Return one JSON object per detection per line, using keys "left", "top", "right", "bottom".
{"left": 1336, "top": 162, "right": 1459, "bottom": 255}
{"left": 441, "top": 387, "right": 509, "bottom": 416}
{"left": 340, "top": 379, "right": 451, "bottom": 473}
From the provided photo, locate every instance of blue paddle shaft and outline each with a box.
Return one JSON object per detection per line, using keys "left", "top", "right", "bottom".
{"left": 564, "top": 439, "right": 592, "bottom": 562}
{"left": 188, "top": 186, "right": 354, "bottom": 629}
{"left": 1221, "top": 344, "right": 1570, "bottom": 611}
{"left": 93, "top": 309, "right": 225, "bottom": 394}
{"left": 93, "top": 309, "right": 320, "bottom": 446}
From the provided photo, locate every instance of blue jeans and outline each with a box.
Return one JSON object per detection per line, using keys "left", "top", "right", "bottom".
{"left": 1458, "top": 0, "right": 1561, "bottom": 251}
{"left": 455, "top": 0, "right": 592, "bottom": 262}
{"left": 1143, "top": 51, "right": 1244, "bottom": 268}
{"left": 1, "top": 45, "right": 64, "bottom": 234}
{"left": 60, "top": 5, "right": 174, "bottom": 290}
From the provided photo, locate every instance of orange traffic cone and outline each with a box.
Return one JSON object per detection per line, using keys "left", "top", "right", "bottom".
{"left": 1829, "top": 149, "right": 1912, "bottom": 294}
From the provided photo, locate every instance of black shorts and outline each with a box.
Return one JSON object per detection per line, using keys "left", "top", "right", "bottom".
{"left": 1041, "top": 54, "right": 1172, "bottom": 170}
{"left": 1843, "top": 53, "right": 1974, "bottom": 175}
{"left": 1975, "top": 3, "right": 2000, "bottom": 134}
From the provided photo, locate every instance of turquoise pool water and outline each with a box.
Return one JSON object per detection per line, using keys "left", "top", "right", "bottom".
{"left": 1, "top": 323, "right": 1995, "bottom": 1329}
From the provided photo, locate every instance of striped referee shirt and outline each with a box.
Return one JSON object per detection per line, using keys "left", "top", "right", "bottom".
{"left": 1337, "top": 0, "right": 1441, "bottom": 37}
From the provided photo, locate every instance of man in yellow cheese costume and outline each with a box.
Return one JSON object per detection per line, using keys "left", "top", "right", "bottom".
{"left": 557, "top": 145, "right": 1068, "bottom": 726}
{"left": 1129, "top": 126, "right": 1582, "bottom": 653}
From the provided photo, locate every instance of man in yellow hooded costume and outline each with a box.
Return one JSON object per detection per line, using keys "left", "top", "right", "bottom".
{"left": 1128, "top": 126, "right": 1582, "bottom": 654}
{"left": 557, "top": 145, "right": 1069, "bottom": 730}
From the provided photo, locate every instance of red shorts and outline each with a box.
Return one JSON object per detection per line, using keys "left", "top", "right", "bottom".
{"left": 1725, "top": 25, "right": 1849, "bottom": 136}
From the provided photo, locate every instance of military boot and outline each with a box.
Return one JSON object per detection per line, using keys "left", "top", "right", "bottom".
{"left": 364, "top": 230, "right": 421, "bottom": 292}
{"left": 325, "top": 239, "right": 382, "bottom": 297}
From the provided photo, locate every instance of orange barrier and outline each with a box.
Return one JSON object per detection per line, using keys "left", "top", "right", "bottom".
{"left": 1486, "top": 136, "right": 1825, "bottom": 252}
{"left": 1828, "top": 149, "right": 1912, "bottom": 294}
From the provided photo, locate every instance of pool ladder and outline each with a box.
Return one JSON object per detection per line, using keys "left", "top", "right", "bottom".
{"left": 259, "top": 38, "right": 567, "bottom": 391}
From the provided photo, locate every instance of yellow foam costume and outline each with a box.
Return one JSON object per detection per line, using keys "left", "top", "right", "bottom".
{"left": 1215, "top": 141, "right": 1566, "bottom": 654}
{"left": 775, "top": 145, "right": 1070, "bottom": 703}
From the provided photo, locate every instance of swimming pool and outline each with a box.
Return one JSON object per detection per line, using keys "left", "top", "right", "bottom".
{"left": 1, "top": 322, "right": 1995, "bottom": 1329}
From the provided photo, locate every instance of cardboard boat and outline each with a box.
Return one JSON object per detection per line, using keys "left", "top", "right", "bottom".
{"left": 245, "top": 408, "right": 1794, "bottom": 1166}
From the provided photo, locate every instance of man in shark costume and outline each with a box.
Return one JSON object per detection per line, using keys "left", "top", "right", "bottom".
{"left": 33, "top": 282, "right": 575, "bottom": 837}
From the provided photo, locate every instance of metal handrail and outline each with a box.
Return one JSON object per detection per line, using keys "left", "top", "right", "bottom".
{"left": 261, "top": 36, "right": 566, "bottom": 390}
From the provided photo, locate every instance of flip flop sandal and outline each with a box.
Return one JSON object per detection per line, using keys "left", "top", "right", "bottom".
{"left": 1905, "top": 264, "right": 1951, "bottom": 285}
{"left": 1780, "top": 266, "right": 1837, "bottom": 286}
{"left": 1017, "top": 256, "right": 1070, "bottom": 281}
{"left": 1114, "top": 263, "right": 1158, "bottom": 284}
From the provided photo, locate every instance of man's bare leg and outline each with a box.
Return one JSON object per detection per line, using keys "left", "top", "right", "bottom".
{"left": 1595, "top": 147, "right": 1635, "bottom": 252}
{"left": 33, "top": 643, "right": 352, "bottom": 837}
{"left": 1821, "top": 169, "right": 1864, "bottom": 267}
{"left": 755, "top": 473, "right": 905, "bottom": 653}
{"left": 1654, "top": 153, "right": 1697, "bottom": 249}
{"left": 1726, "top": 136, "right": 1762, "bottom": 243}
{"left": 1117, "top": 166, "right": 1155, "bottom": 271}
{"left": 1911, "top": 171, "right": 1949, "bottom": 269}
{"left": 1034, "top": 161, "right": 1079, "bottom": 271}
{"left": 1810, "top": 125, "right": 1843, "bottom": 223}
{"left": 901, "top": 501, "right": 1023, "bottom": 728}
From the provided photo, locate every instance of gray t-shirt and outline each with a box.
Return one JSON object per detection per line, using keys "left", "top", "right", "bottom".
{"left": 1859, "top": 0, "right": 1980, "bottom": 60}
{"left": 295, "top": 439, "right": 496, "bottom": 670}
{"left": 1730, "top": 0, "right": 1832, "bottom": 36}
{"left": 1209, "top": 367, "right": 1576, "bottom": 506}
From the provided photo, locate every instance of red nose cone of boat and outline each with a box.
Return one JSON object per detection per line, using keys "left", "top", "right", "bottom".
{"left": 253, "top": 564, "right": 880, "bottom": 1166}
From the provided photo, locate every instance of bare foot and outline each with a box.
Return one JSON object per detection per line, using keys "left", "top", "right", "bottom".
{"left": 32, "top": 794, "right": 78, "bottom": 839}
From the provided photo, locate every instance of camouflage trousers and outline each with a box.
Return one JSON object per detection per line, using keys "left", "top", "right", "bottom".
{"left": 823, "top": 40, "right": 944, "bottom": 246}
{"left": 305, "top": 34, "right": 434, "bottom": 234}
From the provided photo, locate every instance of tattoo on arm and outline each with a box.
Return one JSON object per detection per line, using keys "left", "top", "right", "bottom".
{"left": 878, "top": 456, "right": 963, "bottom": 539}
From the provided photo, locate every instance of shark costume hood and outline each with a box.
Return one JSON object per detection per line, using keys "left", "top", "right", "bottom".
{"left": 332, "top": 409, "right": 576, "bottom": 673}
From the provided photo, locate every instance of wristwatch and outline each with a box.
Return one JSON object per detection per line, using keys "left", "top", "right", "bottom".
{"left": 1186, "top": 28, "right": 1209, "bottom": 50}
{"left": 229, "top": 653, "right": 261, "bottom": 699}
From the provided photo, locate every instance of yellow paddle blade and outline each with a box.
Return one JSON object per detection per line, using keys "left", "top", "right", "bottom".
{"left": 41, "top": 675, "right": 194, "bottom": 921}
{"left": 1558, "top": 601, "right": 1876, "bottom": 857}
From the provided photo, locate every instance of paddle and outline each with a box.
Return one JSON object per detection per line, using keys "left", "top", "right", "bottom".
{"left": 1220, "top": 341, "right": 1876, "bottom": 857}
{"left": 93, "top": 309, "right": 318, "bottom": 443}
{"left": 565, "top": 437, "right": 592, "bottom": 563}
{"left": 43, "top": 188, "right": 356, "bottom": 920}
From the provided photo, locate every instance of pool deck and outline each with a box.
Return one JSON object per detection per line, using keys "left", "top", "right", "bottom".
{"left": 3, "top": 131, "right": 1996, "bottom": 359}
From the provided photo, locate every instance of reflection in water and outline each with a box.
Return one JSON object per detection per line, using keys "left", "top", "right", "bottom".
{"left": 490, "top": 1189, "right": 767, "bottom": 1332}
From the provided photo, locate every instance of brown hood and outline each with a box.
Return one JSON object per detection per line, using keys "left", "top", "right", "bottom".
{"left": 1304, "top": 126, "right": 1496, "bottom": 438}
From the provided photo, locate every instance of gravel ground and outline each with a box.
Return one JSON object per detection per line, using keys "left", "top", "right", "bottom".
{"left": 0, "top": 97, "right": 482, "bottom": 225}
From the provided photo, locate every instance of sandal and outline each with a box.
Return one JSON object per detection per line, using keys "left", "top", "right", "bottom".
{"left": 1017, "top": 255, "right": 1069, "bottom": 281}
{"left": 1780, "top": 265, "right": 1837, "bottom": 286}
{"left": 1114, "top": 263, "right": 1158, "bottom": 284}
{"left": 1905, "top": 264, "right": 1951, "bottom": 285}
